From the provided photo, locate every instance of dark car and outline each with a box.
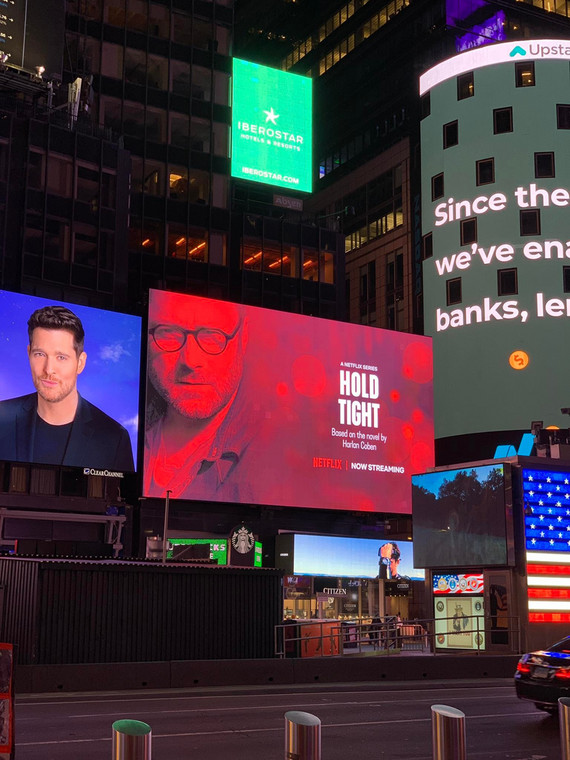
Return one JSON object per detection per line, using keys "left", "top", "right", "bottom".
{"left": 515, "top": 635, "right": 570, "bottom": 714}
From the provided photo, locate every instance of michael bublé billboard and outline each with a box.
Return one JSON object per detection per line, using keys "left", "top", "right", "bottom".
{"left": 144, "top": 290, "right": 434, "bottom": 512}
{"left": 0, "top": 289, "right": 141, "bottom": 471}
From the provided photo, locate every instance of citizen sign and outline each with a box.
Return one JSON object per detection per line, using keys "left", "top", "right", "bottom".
{"left": 322, "top": 588, "right": 347, "bottom": 596}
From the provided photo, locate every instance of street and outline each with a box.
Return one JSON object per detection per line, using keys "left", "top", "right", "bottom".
{"left": 14, "top": 679, "right": 560, "bottom": 759}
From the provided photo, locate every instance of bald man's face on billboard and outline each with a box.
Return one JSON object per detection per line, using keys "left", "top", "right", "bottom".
{"left": 148, "top": 293, "right": 248, "bottom": 421}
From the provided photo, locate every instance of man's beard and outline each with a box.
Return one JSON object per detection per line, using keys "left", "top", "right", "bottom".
{"left": 150, "top": 361, "right": 244, "bottom": 421}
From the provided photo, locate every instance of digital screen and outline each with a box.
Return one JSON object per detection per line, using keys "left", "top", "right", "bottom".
{"left": 419, "top": 39, "right": 570, "bottom": 95}
{"left": 0, "top": 289, "right": 141, "bottom": 471}
{"left": 421, "top": 43, "right": 570, "bottom": 439}
{"left": 433, "top": 573, "right": 484, "bottom": 594}
{"left": 231, "top": 58, "right": 312, "bottom": 192}
{"left": 291, "top": 534, "right": 425, "bottom": 580}
{"left": 168, "top": 538, "right": 228, "bottom": 565}
{"left": 434, "top": 595, "right": 485, "bottom": 650}
{"left": 523, "top": 467, "right": 570, "bottom": 623}
{"left": 144, "top": 290, "right": 434, "bottom": 510}
{"left": 412, "top": 464, "right": 507, "bottom": 567}
{"left": 456, "top": 11, "right": 506, "bottom": 52}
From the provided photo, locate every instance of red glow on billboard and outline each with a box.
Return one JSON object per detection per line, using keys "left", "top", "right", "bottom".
{"left": 529, "top": 612, "right": 570, "bottom": 623}
{"left": 527, "top": 564, "right": 570, "bottom": 576}
{"left": 144, "top": 291, "right": 434, "bottom": 511}
{"left": 528, "top": 588, "right": 570, "bottom": 599}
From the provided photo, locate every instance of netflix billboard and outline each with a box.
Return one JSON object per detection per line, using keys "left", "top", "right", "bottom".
{"left": 144, "top": 290, "right": 434, "bottom": 512}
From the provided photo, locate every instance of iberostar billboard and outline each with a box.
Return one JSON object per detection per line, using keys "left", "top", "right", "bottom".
{"left": 144, "top": 290, "right": 434, "bottom": 511}
{"left": 0, "top": 289, "right": 141, "bottom": 471}
{"left": 231, "top": 58, "right": 312, "bottom": 193}
{"left": 420, "top": 41, "right": 570, "bottom": 439}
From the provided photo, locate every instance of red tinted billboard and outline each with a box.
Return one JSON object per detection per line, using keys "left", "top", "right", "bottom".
{"left": 144, "top": 290, "right": 434, "bottom": 512}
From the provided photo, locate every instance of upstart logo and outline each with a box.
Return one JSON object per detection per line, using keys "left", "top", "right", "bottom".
{"left": 510, "top": 42, "right": 570, "bottom": 58}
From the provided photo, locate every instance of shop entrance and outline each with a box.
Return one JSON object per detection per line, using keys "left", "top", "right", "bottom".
{"left": 485, "top": 569, "right": 513, "bottom": 650}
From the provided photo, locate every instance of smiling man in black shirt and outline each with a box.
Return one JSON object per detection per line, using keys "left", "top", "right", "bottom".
{"left": 0, "top": 305, "right": 134, "bottom": 470}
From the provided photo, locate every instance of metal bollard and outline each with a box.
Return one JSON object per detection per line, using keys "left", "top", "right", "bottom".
{"left": 559, "top": 697, "right": 570, "bottom": 758}
{"left": 431, "top": 704, "right": 466, "bottom": 760}
{"left": 112, "top": 719, "right": 152, "bottom": 760}
{"left": 284, "top": 710, "right": 321, "bottom": 760}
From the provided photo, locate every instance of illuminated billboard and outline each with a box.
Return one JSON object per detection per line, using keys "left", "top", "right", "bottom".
{"left": 231, "top": 58, "right": 312, "bottom": 193}
{"left": 421, "top": 42, "right": 570, "bottom": 439}
{"left": 290, "top": 534, "right": 425, "bottom": 580}
{"left": 144, "top": 290, "right": 433, "bottom": 511}
{"left": 433, "top": 573, "right": 484, "bottom": 594}
{"left": 434, "top": 595, "right": 485, "bottom": 650}
{"left": 523, "top": 467, "right": 570, "bottom": 623}
{"left": 412, "top": 464, "right": 510, "bottom": 567}
{"left": 0, "top": 290, "right": 141, "bottom": 471}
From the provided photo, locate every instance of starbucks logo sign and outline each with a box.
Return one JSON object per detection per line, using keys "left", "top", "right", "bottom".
{"left": 231, "top": 526, "right": 255, "bottom": 554}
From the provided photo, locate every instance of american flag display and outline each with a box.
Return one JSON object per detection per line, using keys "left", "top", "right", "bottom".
{"left": 524, "top": 467, "right": 570, "bottom": 622}
{"left": 433, "top": 573, "right": 484, "bottom": 595}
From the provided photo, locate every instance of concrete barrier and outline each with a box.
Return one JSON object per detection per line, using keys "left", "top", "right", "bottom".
{"left": 14, "top": 653, "right": 520, "bottom": 694}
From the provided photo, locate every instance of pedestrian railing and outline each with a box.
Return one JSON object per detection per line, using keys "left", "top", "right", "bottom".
{"left": 275, "top": 616, "right": 522, "bottom": 657}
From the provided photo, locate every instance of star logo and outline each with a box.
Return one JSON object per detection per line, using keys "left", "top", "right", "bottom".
{"left": 264, "top": 107, "right": 279, "bottom": 124}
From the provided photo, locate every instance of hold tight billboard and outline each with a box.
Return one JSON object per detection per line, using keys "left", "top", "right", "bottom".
{"left": 144, "top": 290, "right": 434, "bottom": 512}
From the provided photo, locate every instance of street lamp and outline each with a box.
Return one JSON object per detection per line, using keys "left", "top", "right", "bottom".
{"left": 162, "top": 490, "right": 172, "bottom": 565}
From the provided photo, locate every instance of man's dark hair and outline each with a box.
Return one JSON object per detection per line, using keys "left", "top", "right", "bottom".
{"left": 27, "top": 305, "right": 85, "bottom": 355}
{"left": 385, "top": 542, "right": 400, "bottom": 561}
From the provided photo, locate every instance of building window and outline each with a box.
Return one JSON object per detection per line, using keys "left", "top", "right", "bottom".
{"left": 460, "top": 217, "right": 477, "bottom": 246}
{"left": 431, "top": 173, "right": 444, "bottom": 201}
{"left": 535, "top": 152, "right": 555, "bottom": 179}
{"left": 457, "top": 71, "right": 474, "bottom": 100}
{"left": 493, "top": 107, "right": 513, "bottom": 134}
{"left": 498, "top": 268, "right": 518, "bottom": 296}
{"left": 564, "top": 266, "right": 570, "bottom": 293}
{"left": 420, "top": 92, "right": 430, "bottom": 119}
{"left": 443, "top": 120, "right": 458, "bottom": 148}
{"left": 359, "top": 260, "right": 376, "bottom": 323}
{"left": 557, "top": 105, "right": 570, "bottom": 129}
{"left": 515, "top": 61, "right": 535, "bottom": 87}
{"left": 476, "top": 158, "right": 495, "bottom": 186}
{"left": 447, "top": 278, "right": 462, "bottom": 305}
{"left": 520, "top": 209, "right": 541, "bottom": 236}
{"left": 423, "top": 232, "right": 433, "bottom": 260}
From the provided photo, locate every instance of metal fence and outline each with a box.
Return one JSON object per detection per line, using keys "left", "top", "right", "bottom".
{"left": 275, "top": 616, "right": 522, "bottom": 658}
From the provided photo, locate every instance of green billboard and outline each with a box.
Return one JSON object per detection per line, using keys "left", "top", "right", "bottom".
{"left": 420, "top": 42, "right": 570, "bottom": 439}
{"left": 231, "top": 58, "right": 312, "bottom": 193}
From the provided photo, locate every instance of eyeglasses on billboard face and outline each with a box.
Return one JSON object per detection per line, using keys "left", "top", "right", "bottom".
{"left": 149, "top": 324, "right": 240, "bottom": 355}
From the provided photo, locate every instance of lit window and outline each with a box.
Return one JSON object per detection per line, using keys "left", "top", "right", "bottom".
{"left": 515, "top": 61, "right": 535, "bottom": 87}
{"left": 457, "top": 71, "right": 474, "bottom": 99}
